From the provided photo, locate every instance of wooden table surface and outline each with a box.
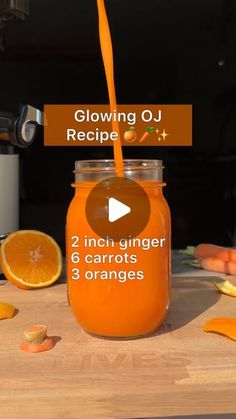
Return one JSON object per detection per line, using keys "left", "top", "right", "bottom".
{"left": 0, "top": 266, "right": 236, "bottom": 419}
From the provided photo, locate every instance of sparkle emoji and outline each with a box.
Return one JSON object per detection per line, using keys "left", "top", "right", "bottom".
{"left": 160, "top": 128, "right": 168, "bottom": 141}
{"left": 123, "top": 127, "right": 137, "bottom": 143}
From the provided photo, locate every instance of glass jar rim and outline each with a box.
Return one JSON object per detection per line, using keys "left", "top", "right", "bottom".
{"left": 74, "top": 159, "right": 164, "bottom": 183}
{"left": 75, "top": 159, "right": 163, "bottom": 172}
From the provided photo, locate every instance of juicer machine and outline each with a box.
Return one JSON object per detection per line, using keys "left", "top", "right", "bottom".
{"left": 0, "top": 1, "right": 44, "bottom": 241}
{"left": 0, "top": 105, "right": 44, "bottom": 242}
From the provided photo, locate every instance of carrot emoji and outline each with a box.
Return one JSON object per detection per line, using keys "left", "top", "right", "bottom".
{"left": 139, "top": 127, "right": 154, "bottom": 143}
{"left": 20, "top": 324, "right": 55, "bottom": 353}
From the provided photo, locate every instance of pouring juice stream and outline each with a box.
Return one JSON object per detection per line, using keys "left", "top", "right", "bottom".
{"left": 96, "top": 0, "right": 123, "bottom": 172}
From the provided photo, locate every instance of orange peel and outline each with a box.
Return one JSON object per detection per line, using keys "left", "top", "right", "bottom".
{"left": 204, "top": 317, "right": 236, "bottom": 341}
{"left": 0, "top": 301, "right": 16, "bottom": 319}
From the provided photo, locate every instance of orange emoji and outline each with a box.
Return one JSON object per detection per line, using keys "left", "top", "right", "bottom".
{"left": 123, "top": 127, "right": 137, "bottom": 143}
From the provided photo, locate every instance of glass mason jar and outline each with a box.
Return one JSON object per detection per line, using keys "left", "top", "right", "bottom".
{"left": 66, "top": 159, "right": 171, "bottom": 338}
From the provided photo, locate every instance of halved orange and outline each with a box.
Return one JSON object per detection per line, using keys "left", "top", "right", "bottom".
{"left": 0, "top": 230, "right": 62, "bottom": 289}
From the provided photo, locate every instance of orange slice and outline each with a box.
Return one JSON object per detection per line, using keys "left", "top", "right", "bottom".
{"left": 0, "top": 230, "right": 62, "bottom": 289}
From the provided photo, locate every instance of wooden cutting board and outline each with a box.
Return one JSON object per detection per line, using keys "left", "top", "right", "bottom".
{"left": 0, "top": 274, "right": 236, "bottom": 419}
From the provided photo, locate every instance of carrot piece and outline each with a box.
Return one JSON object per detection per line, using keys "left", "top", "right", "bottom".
{"left": 204, "top": 318, "right": 236, "bottom": 341}
{"left": 200, "top": 257, "right": 236, "bottom": 275}
{"left": 23, "top": 324, "right": 47, "bottom": 344}
{"left": 20, "top": 337, "right": 54, "bottom": 353}
{"left": 195, "top": 244, "right": 236, "bottom": 263}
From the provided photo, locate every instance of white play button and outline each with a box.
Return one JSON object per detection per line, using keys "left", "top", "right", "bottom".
{"left": 108, "top": 197, "right": 131, "bottom": 223}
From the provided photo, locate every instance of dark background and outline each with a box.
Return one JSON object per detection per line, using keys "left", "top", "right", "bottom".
{"left": 1, "top": 0, "right": 236, "bottom": 252}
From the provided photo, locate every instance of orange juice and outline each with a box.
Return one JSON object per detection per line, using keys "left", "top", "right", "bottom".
{"left": 66, "top": 1, "right": 171, "bottom": 338}
{"left": 66, "top": 160, "right": 171, "bottom": 338}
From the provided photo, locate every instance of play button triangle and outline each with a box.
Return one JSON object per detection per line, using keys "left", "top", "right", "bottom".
{"left": 108, "top": 197, "right": 131, "bottom": 223}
